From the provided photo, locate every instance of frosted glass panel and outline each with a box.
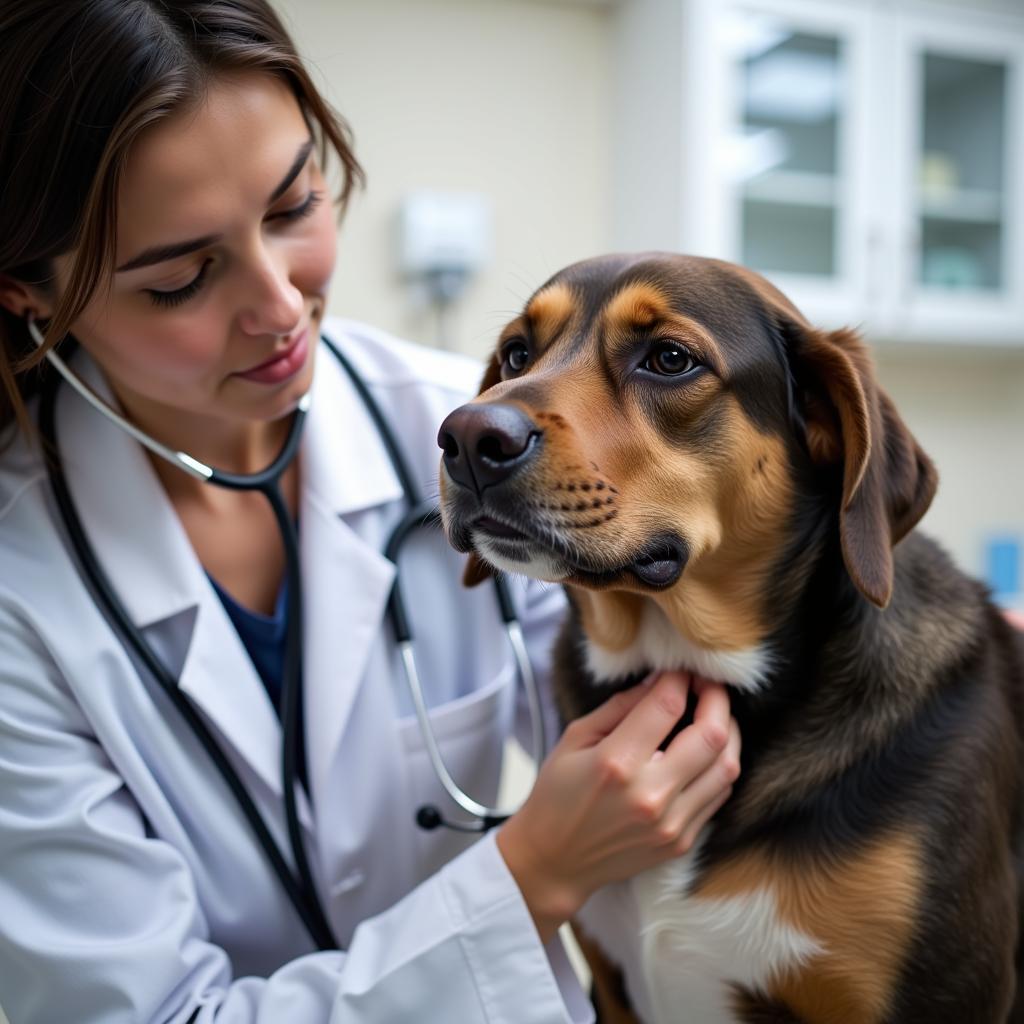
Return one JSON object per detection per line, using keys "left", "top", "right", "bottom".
{"left": 918, "top": 54, "right": 1006, "bottom": 291}
{"left": 742, "top": 202, "right": 835, "bottom": 276}
{"left": 739, "top": 31, "right": 843, "bottom": 278}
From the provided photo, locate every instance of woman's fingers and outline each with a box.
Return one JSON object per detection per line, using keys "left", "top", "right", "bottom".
{"left": 667, "top": 717, "right": 740, "bottom": 810}
{"left": 562, "top": 673, "right": 740, "bottom": 862}
{"left": 692, "top": 678, "right": 731, "bottom": 738}
{"left": 653, "top": 679, "right": 732, "bottom": 786}
{"left": 676, "top": 786, "right": 734, "bottom": 854}
{"left": 1005, "top": 609, "right": 1024, "bottom": 631}
{"left": 561, "top": 674, "right": 657, "bottom": 748}
{"left": 658, "top": 717, "right": 741, "bottom": 848}
{"left": 501, "top": 670, "right": 741, "bottom": 941}
{"left": 598, "top": 671, "right": 692, "bottom": 761}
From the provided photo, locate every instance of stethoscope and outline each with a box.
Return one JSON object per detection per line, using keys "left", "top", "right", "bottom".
{"left": 28, "top": 315, "right": 547, "bottom": 953}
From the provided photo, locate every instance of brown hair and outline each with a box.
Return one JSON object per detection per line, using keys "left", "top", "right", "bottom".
{"left": 0, "top": 0, "right": 363, "bottom": 441}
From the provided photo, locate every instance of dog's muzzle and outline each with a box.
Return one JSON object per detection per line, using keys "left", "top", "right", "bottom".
{"left": 438, "top": 401, "right": 688, "bottom": 591}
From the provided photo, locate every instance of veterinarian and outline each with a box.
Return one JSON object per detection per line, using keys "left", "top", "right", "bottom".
{"left": 0, "top": 2, "right": 741, "bottom": 1021}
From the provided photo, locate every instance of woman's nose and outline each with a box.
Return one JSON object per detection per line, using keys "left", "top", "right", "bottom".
{"left": 236, "top": 244, "right": 305, "bottom": 336}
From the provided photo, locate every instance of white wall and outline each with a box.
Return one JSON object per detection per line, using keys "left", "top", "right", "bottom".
{"left": 876, "top": 347, "right": 1024, "bottom": 592}
{"left": 275, "top": 0, "right": 613, "bottom": 360}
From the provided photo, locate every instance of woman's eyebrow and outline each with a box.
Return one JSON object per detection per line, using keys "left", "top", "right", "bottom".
{"left": 115, "top": 136, "right": 316, "bottom": 273}
{"left": 267, "top": 136, "right": 315, "bottom": 204}
{"left": 116, "top": 233, "right": 221, "bottom": 273}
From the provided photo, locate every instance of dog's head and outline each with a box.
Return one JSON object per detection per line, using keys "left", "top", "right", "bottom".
{"left": 438, "top": 253, "right": 936, "bottom": 662}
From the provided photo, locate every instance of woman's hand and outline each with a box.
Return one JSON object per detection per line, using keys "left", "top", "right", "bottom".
{"left": 497, "top": 671, "right": 740, "bottom": 943}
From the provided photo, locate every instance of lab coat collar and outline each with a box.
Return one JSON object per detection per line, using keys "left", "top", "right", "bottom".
{"left": 304, "top": 331, "right": 407, "bottom": 516}
{"left": 298, "top": 338, "right": 401, "bottom": 810}
{"left": 57, "top": 335, "right": 405, "bottom": 628}
{"left": 56, "top": 354, "right": 206, "bottom": 631}
{"left": 55, "top": 336, "right": 403, "bottom": 813}
{"left": 54, "top": 358, "right": 293, "bottom": 809}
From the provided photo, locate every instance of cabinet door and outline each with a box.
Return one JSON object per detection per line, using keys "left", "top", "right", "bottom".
{"left": 888, "top": 11, "right": 1024, "bottom": 343}
{"left": 702, "top": 0, "right": 873, "bottom": 327}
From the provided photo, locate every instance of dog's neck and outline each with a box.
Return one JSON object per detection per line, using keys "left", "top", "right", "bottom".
{"left": 570, "top": 497, "right": 846, "bottom": 694}
{"left": 571, "top": 585, "right": 776, "bottom": 692}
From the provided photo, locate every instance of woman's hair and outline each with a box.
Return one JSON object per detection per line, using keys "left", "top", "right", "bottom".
{"left": 0, "top": 0, "right": 363, "bottom": 441}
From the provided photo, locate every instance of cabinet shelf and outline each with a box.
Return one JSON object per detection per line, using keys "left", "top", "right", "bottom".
{"left": 919, "top": 188, "right": 1003, "bottom": 225}
{"left": 743, "top": 170, "right": 838, "bottom": 209}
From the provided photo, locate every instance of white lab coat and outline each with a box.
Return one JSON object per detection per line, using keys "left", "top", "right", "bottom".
{"left": 0, "top": 320, "right": 593, "bottom": 1024}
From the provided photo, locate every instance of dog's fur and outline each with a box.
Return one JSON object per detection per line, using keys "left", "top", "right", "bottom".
{"left": 438, "top": 253, "right": 1024, "bottom": 1023}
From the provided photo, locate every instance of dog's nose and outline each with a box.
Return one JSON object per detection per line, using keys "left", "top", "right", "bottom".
{"left": 438, "top": 403, "right": 539, "bottom": 493}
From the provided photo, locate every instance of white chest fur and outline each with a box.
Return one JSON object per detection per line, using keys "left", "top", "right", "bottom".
{"left": 576, "top": 592, "right": 805, "bottom": 1019}
{"left": 578, "top": 841, "right": 823, "bottom": 1024}
{"left": 581, "top": 602, "right": 772, "bottom": 693}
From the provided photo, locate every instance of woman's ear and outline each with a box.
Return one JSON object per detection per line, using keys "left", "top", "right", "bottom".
{"left": 785, "top": 320, "right": 938, "bottom": 608}
{"left": 0, "top": 275, "right": 53, "bottom": 321}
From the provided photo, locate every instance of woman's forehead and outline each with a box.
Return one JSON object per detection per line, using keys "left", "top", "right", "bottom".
{"left": 115, "top": 74, "right": 309, "bottom": 255}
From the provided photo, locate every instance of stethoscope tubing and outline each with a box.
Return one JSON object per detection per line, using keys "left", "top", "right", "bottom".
{"left": 326, "top": 341, "right": 547, "bottom": 830}
{"left": 36, "top": 372, "right": 337, "bottom": 952}
{"left": 32, "top": 324, "right": 547, "bottom": 950}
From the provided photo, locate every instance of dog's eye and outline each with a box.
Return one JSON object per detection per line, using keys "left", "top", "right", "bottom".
{"left": 502, "top": 340, "right": 530, "bottom": 375}
{"left": 644, "top": 343, "right": 697, "bottom": 377}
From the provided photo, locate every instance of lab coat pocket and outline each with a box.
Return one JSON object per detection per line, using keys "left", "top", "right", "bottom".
{"left": 397, "top": 663, "right": 515, "bottom": 879}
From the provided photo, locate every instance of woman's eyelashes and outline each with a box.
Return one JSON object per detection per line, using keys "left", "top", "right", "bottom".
{"left": 144, "top": 190, "right": 325, "bottom": 308}
{"left": 270, "top": 188, "right": 323, "bottom": 224}
{"left": 146, "top": 259, "right": 213, "bottom": 308}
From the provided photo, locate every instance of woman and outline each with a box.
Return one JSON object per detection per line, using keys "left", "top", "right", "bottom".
{"left": 0, "top": 2, "right": 740, "bottom": 1021}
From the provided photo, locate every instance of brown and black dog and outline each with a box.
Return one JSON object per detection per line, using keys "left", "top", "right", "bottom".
{"left": 437, "top": 253, "right": 1024, "bottom": 1023}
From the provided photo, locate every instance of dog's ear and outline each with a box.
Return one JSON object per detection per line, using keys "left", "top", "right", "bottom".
{"left": 462, "top": 552, "right": 495, "bottom": 587}
{"left": 458, "top": 350, "right": 503, "bottom": 588}
{"left": 784, "top": 320, "right": 938, "bottom": 608}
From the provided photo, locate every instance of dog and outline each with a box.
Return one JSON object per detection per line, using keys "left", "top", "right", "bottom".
{"left": 436, "top": 252, "right": 1024, "bottom": 1023}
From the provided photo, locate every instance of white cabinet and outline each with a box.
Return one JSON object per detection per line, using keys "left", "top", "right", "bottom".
{"left": 611, "top": 0, "right": 1024, "bottom": 344}
{"left": 885, "top": 12, "right": 1024, "bottom": 342}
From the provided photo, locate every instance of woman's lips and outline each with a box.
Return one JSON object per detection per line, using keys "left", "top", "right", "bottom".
{"left": 235, "top": 327, "right": 310, "bottom": 384}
